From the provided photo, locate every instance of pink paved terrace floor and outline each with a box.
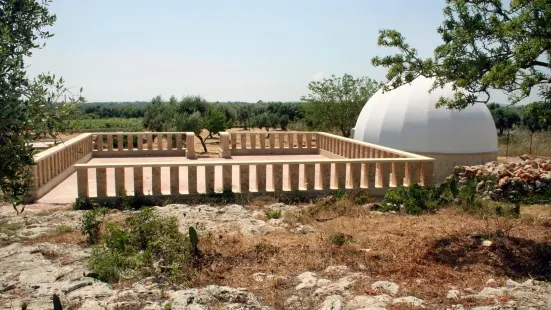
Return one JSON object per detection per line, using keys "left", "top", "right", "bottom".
{"left": 38, "top": 154, "right": 330, "bottom": 204}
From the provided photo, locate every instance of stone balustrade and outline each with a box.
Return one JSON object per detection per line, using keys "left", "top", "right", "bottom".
{"left": 316, "top": 132, "right": 413, "bottom": 159}
{"left": 225, "top": 131, "right": 318, "bottom": 156}
{"left": 92, "top": 132, "right": 195, "bottom": 158}
{"left": 75, "top": 157, "right": 434, "bottom": 199}
{"left": 31, "top": 133, "right": 94, "bottom": 200}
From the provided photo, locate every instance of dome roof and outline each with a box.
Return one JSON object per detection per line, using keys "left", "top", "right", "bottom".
{"left": 353, "top": 76, "right": 498, "bottom": 154}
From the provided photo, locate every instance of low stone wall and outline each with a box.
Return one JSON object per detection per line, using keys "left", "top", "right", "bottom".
{"left": 415, "top": 151, "right": 498, "bottom": 183}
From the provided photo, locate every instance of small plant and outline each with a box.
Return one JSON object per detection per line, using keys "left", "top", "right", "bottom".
{"left": 189, "top": 226, "right": 199, "bottom": 257}
{"left": 81, "top": 207, "right": 107, "bottom": 244}
{"left": 382, "top": 183, "right": 440, "bottom": 215}
{"left": 89, "top": 207, "right": 197, "bottom": 284}
{"left": 264, "top": 209, "right": 282, "bottom": 219}
{"left": 118, "top": 188, "right": 132, "bottom": 210}
{"left": 335, "top": 190, "right": 346, "bottom": 199}
{"left": 459, "top": 180, "right": 478, "bottom": 212}
{"left": 164, "top": 302, "right": 173, "bottom": 310}
{"left": 330, "top": 232, "right": 351, "bottom": 246}
{"left": 73, "top": 197, "right": 99, "bottom": 210}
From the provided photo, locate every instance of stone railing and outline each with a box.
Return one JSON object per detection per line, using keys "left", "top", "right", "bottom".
{"left": 316, "top": 132, "right": 413, "bottom": 159}
{"left": 92, "top": 132, "right": 195, "bottom": 158}
{"left": 31, "top": 133, "right": 94, "bottom": 200}
{"left": 74, "top": 156, "right": 434, "bottom": 200}
{"left": 222, "top": 131, "right": 318, "bottom": 156}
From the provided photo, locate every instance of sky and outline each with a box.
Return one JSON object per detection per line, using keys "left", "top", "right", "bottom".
{"left": 26, "top": 0, "right": 535, "bottom": 104}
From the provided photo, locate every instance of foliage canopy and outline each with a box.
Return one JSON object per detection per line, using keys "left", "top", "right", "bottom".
{"left": 372, "top": 0, "right": 551, "bottom": 109}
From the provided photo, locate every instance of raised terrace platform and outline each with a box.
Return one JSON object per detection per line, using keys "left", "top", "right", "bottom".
{"left": 30, "top": 131, "right": 435, "bottom": 204}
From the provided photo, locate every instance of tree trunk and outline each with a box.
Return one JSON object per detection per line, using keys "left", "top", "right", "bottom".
{"left": 196, "top": 135, "right": 208, "bottom": 153}
{"left": 505, "top": 129, "right": 510, "bottom": 158}
{"left": 530, "top": 133, "right": 533, "bottom": 155}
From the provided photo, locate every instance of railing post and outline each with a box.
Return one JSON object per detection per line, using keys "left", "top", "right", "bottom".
{"left": 240, "top": 133, "right": 247, "bottom": 150}
{"left": 117, "top": 134, "right": 124, "bottom": 152}
{"left": 97, "top": 168, "right": 107, "bottom": 198}
{"left": 320, "top": 163, "right": 331, "bottom": 191}
{"left": 349, "top": 162, "right": 361, "bottom": 189}
{"left": 269, "top": 134, "right": 275, "bottom": 149}
{"left": 278, "top": 134, "right": 285, "bottom": 149}
{"left": 306, "top": 133, "right": 312, "bottom": 149}
{"left": 77, "top": 167, "right": 88, "bottom": 198}
{"left": 188, "top": 166, "right": 198, "bottom": 194}
{"left": 335, "top": 163, "right": 346, "bottom": 189}
{"left": 115, "top": 167, "right": 125, "bottom": 196}
{"left": 205, "top": 165, "right": 215, "bottom": 194}
{"left": 288, "top": 163, "right": 299, "bottom": 191}
{"left": 186, "top": 132, "right": 196, "bottom": 159}
{"left": 219, "top": 132, "right": 231, "bottom": 158}
{"left": 152, "top": 166, "right": 161, "bottom": 195}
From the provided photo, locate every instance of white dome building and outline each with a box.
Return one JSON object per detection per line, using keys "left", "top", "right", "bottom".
{"left": 352, "top": 76, "right": 498, "bottom": 182}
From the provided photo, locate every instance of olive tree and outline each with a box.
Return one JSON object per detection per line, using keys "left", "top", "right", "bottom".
{"left": 1, "top": 0, "right": 84, "bottom": 214}
{"left": 372, "top": 0, "right": 551, "bottom": 109}
{"left": 301, "top": 74, "right": 380, "bottom": 137}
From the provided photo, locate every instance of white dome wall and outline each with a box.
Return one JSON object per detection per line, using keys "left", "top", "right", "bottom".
{"left": 353, "top": 77, "right": 498, "bottom": 154}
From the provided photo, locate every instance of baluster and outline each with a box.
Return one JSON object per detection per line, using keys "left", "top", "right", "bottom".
{"left": 223, "top": 164, "right": 232, "bottom": 192}
{"left": 335, "top": 163, "right": 346, "bottom": 189}
{"left": 288, "top": 163, "right": 299, "bottom": 191}
{"left": 305, "top": 163, "right": 315, "bottom": 190}
{"left": 205, "top": 165, "right": 215, "bottom": 193}
{"left": 97, "top": 168, "right": 107, "bottom": 197}
{"left": 134, "top": 167, "right": 144, "bottom": 195}
{"left": 306, "top": 133, "right": 312, "bottom": 149}
{"left": 288, "top": 133, "right": 294, "bottom": 148}
{"left": 278, "top": 134, "right": 285, "bottom": 149}
{"left": 96, "top": 134, "right": 103, "bottom": 152}
{"left": 176, "top": 134, "right": 183, "bottom": 151}
{"left": 392, "top": 162, "right": 405, "bottom": 187}
{"left": 157, "top": 134, "right": 163, "bottom": 151}
{"left": 269, "top": 134, "right": 275, "bottom": 149}
{"left": 137, "top": 133, "right": 144, "bottom": 151}
{"left": 240, "top": 165, "right": 249, "bottom": 193}
{"left": 170, "top": 166, "right": 179, "bottom": 195}
{"left": 349, "top": 162, "right": 361, "bottom": 189}
{"left": 231, "top": 133, "right": 237, "bottom": 149}
{"left": 152, "top": 166, "right": 161, "bottom": 195}
{"left": 420, "top": 162, "right": 434, "bottom": 186}
{"left": 107, "top": 135, "right": 113, "bottom": 152}
{"left": 272, "top": 164, "right": 283, "bottom": 192}
{"left": 320, "top": 163, "right": 331, "bottom": 190}
{"left": 127, "top": 134, "right": 134, "bottom": 152}
{"left": 250, "top": 133, "right": 256, "bottom": 149}
{"left": 115, "top": 167, "right": 125, "bottom": 195}
{"left": 167, "top": 133, "right": 173, "bottom": 151}
{"left": 376, "top": 162, "right": 390, "bottom": 188}
{"left": 259, "top": 133, "right": 266, "bottom": 149}
{"left": 297, "top": 134, "right": 303, "bottom": 149}
{"left": 240, "top": 133, "right": 247, "bottom": 150}
{"left": 77, "top": 167, "right": 88, "bottom": 198}
{"left": 256, "top": 164, "right": 266, "bottom": 192}
{"left": 147, "top": 133, "right": 153, "bottom": 150}
{"left": 188, "top": 166, "right": 198, "bottom": 194}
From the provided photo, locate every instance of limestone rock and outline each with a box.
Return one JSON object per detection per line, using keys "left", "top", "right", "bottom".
{"left": 319, "top": 295, "right": 343, "bottom": 310}
{"left": 371, "top": 281, "right": 399, "bottom": 295}
{"left": 346, "top": 294, "right": 391, "bottom": 309}
{"left": 393, "top": 296, "right": 425, "bottom": 308}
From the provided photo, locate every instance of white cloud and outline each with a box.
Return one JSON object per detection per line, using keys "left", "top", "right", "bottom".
{"left": 312, "top": 72, "right": 324, "bottom": 81}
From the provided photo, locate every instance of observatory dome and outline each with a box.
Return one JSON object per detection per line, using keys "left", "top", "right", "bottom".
{"left": 353, "top": 76, "right": 498, "bottom": 181}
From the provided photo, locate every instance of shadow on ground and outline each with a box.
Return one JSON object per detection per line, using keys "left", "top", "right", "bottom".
{"left": 424, "top": 232, "right": 551, "bottom": 281}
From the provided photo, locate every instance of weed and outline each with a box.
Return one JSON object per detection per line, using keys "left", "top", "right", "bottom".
{"left": 89, "top": 207, "right": 199, "bottom": 284}
{"left": 73, "top": 197, "right": 100, "bottom": 210}
{"left": 382, "top": 183, "right": 441, "bottom": 215}
{"left": 330, "top": 232, "right": 351, "bottom": 246}
{"left": 264, "top": 209, "right": 282, "bottom": 219}
{"left": 163, "top": 302, "right": 173, "bottom": 310}
{"left": 81, "top": 207, "right": 107, "bottom": 244}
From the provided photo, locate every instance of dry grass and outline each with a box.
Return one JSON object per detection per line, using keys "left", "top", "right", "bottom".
{"left": 192, "top": 206, "right": 551, "bottom": 309}
{"left": 24, "top": 225, "right": 85, "bottom": 245}
{"left": 499, "top": 129, "right": 551, "bottom": 157}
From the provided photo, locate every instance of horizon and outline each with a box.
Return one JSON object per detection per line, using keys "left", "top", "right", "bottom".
{"left": 28, "top": 0, "right": 540, "bottom": 105}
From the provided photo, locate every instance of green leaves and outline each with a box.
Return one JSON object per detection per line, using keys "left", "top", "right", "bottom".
{"left": 1, "top": 1, "right": 82, "bottom": 214}
{"left": 301, "top": 74, "right": 380, "bottom": 137}
{"left": 372, "top": 0, "right": 551, "bottom": 109}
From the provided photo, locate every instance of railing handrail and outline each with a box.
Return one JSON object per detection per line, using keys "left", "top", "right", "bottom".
{"left": 316, "top": 132, "right": 430, "bottom": 159}
{"left": 92, "top": 131, "right": 191, "bottom": 135}
{"left": 34, "top": 133, "right": 92, "bottom": 161}
{"left": 229, "top": 131, "right": 317, "bottom": 134}
{"left": 74, "top": 157, "right": 434, "bottom": 169}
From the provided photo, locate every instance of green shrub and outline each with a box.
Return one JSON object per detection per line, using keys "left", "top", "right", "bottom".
{"left": 330, "top": 232, "right": 351, "bottom": 246}
{"left": 81, "top": 207, "right": 107, "bottom": 244}
{"left": 73, "top": 197, "right": 99, "bottom": 210}
{"left": 264, "top": 209, "right": 282, "bottom": 219}
{"left": 382, "top": 183, "right": 439, "bottom": 215}
{"left": 89, "top": 207, "right": 198, "bottom": 284}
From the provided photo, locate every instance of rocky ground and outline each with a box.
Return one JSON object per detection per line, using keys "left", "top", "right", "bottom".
{"left": 0, "top": 201, "right": 550, "bottom": 309}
